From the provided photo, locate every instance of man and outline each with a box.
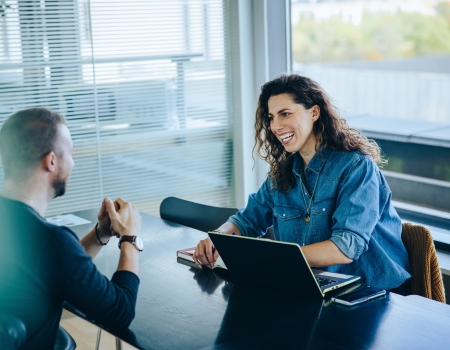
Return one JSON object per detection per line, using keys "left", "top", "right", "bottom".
{"left": 0, "top": 108, "right": 143, "bottom": 349}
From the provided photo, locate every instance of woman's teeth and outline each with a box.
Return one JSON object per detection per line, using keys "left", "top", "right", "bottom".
{"left": 281, "top": 133, "right": 294, "bottom": 142}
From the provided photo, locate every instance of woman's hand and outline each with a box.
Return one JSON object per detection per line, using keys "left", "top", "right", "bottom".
{"left": 193, "top": 237, "right": 219, "bottom": 268}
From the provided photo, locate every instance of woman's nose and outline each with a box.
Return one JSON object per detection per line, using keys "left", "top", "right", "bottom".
{"left": 271, "top": 116, "right": 282, "bottom": 131}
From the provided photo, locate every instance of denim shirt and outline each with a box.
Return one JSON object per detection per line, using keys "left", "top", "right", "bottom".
{"left": 228, "top": 147, "right": 411, "bottom": 290}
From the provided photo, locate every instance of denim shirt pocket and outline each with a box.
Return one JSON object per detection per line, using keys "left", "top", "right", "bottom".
{"left": 273, "top": 205, "right": 304, "bottom": 243}
{"left": 311, "top": 197, "right": 335, "bottom": 243}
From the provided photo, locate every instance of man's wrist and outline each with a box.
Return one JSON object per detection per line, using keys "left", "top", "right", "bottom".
{"left": 97, "top": 222, "right": 112, "bottom": 238}
{"left": 119, "top": 241, "right": 137, "bottom": 252}
{"left": 119, "top": 235, "right": 144, "bottom": 251}
{"left": 95, "top": 223, "right": 110, "bottom": 245}
{"left": 119, "top": 229, "right": 140, "bottom": 237}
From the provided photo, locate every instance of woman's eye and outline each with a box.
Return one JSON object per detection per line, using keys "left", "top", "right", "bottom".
{"left": 281, "top": 112, "right": 290, "bottom": 117}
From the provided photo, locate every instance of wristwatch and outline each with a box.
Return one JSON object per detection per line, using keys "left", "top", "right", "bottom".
{"left": 118, "top": 235, "right": 144, "bottom": 251}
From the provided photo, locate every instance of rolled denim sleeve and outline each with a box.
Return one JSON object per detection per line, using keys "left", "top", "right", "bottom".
{"left": 331, "top": 155, "right": 383, "bottom": 261}
{"left": 227, "top": 177, "right": 274, "bottom": 238}
{"left": 329, "top": 231, "right": 366, "bottom": 260}
{"left": 227, "top": 212, "right": 249, "bottom": 237}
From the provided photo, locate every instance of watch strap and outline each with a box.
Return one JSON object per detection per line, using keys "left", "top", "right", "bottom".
{"left": 118, "top": 235, "right": 143, "bottom": 251}
{"left": 118, "top": 235, "right": 136, "bottom": 249}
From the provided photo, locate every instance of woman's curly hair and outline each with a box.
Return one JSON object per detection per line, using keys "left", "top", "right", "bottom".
{"left": 254, "top": 74, "right": 386, "bottom": 193}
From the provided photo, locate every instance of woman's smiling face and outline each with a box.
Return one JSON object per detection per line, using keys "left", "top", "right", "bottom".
{"left": 268, "top": 93, "right": 319, "bottom": 157}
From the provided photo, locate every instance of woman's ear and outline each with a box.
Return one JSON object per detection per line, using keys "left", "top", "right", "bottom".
{"left": 43, "top": 151, "right": 58, "bottom": 173}
{"left": 311, "top": 105, "right": 320, "bottom": 122}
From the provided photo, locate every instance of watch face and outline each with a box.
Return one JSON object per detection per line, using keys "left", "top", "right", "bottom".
{"left": 135, "top": 236, "right": 144, "bottom": 251}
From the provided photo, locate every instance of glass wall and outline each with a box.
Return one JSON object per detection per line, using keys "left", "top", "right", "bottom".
{"left": 0, "top": 0, "right": 234, "bottom": 216}
{"left": 292, "top": 0, "right": 450, "bottom": 123}
{"left": 291, "top": 0, "right": 450, "bottom": 213}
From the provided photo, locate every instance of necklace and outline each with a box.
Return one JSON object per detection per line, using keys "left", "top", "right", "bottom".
{"left": 0, "top": 189, "right": 40, "bottom": 214}
{"left": 300, "top": 171, "right": 320, "bottom": 224}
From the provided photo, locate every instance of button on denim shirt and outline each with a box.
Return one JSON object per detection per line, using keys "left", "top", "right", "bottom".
{"left": 228, "top": 147, "right": 411, "bottom": 290}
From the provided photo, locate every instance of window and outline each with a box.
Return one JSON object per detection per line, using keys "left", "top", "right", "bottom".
{"left": 291, "top": 0, "right": 450, "bottom": 215}
{"left": 292, "top": 0, "right": 450, "bottom": 123}
{"left": 0, "top": 0, "right": 234, "bottom": 216}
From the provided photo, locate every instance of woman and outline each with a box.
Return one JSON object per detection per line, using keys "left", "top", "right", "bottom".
{"left": 193, "top": 74, "right": 411, "bottom": 291}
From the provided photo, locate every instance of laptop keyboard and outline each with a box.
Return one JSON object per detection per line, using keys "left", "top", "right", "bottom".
{"left": 316, "top": 277, "right": 336, "bottom": 288}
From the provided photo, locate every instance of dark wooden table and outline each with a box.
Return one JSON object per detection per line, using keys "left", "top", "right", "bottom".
{"left": 68, "top": 209, "right": 450, "bottom": 349}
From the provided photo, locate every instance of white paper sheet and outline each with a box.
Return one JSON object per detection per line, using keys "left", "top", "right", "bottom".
{"left": 46, "top": 214, "right": 91, "bottom": 227}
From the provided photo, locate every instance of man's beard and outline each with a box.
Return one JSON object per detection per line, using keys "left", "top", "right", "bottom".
{"left": 52, "top": 177, "right": 67, "bottom": 198}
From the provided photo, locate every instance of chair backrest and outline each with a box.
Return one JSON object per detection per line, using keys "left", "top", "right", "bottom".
{"left": 160, "top": 197, "right": 238, "bottom": 232}
{"left": 401, "top": 222, "right": 446, "bottom": 303}
{"left": 55, "top": 325, "right": 76, "bottom": 350}
{"left": 0, "top": 315, "right": 26, "bottom": 350}
{"left": 0, "top": 317, "right": 75, "bottom": 350}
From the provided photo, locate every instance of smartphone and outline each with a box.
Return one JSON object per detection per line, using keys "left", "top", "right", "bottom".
{"left": 331, "top": 286, "right": 386, "bottom": 306}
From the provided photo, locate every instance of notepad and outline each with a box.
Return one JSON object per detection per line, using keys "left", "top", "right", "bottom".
{"left": 177, "top": 247, "right": 227, "bottom": 270}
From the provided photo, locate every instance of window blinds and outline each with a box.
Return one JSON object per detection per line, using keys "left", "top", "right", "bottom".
{"left": 0, "top": 0, "right": 234, "bottom": 216}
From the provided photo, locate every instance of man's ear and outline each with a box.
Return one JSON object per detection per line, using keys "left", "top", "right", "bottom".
{"left": 43, "top": 151, "right": 58, "bottom": 173}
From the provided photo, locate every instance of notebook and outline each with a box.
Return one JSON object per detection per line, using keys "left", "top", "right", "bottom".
{"left": 177, "top": 247, "right": 227, "bottom": 270}
{"left": 207, "top": 232, "right": 360, "bottom": 298}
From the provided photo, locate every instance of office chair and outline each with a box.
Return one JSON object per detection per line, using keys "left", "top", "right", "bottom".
{"left": 0, "top": 316, "right": 75, "bottom": 350}
{"left": 0, "top": 316, "right": 26, "bottom": 350}
{"left": 401, "top": 222, "right": 446, "bottom": 303}
{"left": 55, "top": 325, "right": 77, "bottom": 350}
{"left": 160, "top": 197, "right": 239, "bottom": 232}
{"left": 160, "top": 196, "right": 276, "bottom": 240}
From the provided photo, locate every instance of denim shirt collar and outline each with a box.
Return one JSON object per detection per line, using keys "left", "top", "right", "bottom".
{"left": 292, "top": 146, "right": 332, "bottom": 176}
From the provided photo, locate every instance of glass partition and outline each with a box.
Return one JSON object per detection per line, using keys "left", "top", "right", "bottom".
{"left": 0, "top": 0, "right": 234, "bottom": 216}
{"left": 291, "top": 0, "right": 450, "bottom": 214}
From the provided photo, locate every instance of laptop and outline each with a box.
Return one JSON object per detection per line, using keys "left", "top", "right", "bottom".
{"left": 208, "top": 232, "right": 360, "bottom": 298}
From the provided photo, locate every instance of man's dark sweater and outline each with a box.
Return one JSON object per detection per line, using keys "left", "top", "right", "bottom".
{"left": 0, "top": 197, "right": 140, "bottom": 349}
